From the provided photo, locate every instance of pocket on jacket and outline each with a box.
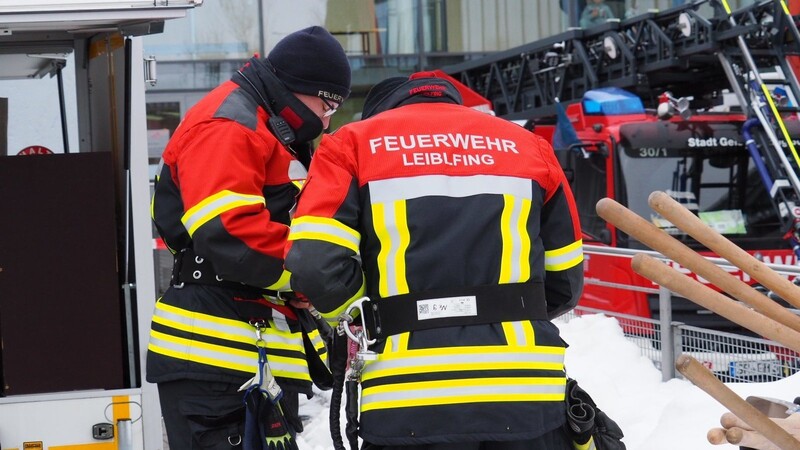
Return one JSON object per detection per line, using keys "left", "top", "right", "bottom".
{"left": 180, "top": 394, "right": 246, "bottom": 449}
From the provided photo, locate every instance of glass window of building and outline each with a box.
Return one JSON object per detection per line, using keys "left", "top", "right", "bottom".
{"left": 142, "top": 0, "right": 768, "bottom": 148}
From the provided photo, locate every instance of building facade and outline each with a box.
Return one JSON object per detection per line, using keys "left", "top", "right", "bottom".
{"left": 141, "top": 0, "right": 739, "bottom": 160}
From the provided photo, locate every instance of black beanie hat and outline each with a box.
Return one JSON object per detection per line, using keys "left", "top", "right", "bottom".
{"left": 362, "top": 77, "right": 408, "bottom": 119}
{"left": 267, "top": 26, "right": 352, "bottom": 104}
{"left": 362, "top": 72, "right": 462, "bottom": 120}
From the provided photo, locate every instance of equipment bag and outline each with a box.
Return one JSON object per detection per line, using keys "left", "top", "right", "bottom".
{"left": 565, "top": 378, "right": 626, "bottom": 450}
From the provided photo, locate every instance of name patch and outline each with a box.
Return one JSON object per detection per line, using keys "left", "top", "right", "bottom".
{"left": 417, "top": 295, "right": 478, "bottom": 320}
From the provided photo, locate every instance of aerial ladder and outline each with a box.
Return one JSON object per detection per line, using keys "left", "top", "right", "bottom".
{"left": 713, "top": 0, "right": 800, "bottom": 254}
{"left": 443, "top": 0, "right": 800, "bottom": 258}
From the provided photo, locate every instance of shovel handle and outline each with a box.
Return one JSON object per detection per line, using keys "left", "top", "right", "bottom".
{"left": 677, "top": 355, "right": 800, "bottom": 450}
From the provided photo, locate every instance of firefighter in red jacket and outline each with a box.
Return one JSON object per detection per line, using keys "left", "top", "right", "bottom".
{"left": 146, "top": 26, "right": 350, "bottom": 449}
{"left": 285, "top": 72, "right": 584, "bottom": 448}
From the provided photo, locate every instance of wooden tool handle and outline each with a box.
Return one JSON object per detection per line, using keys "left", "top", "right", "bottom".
{"left": 708, "top": 427, "right": 728, "bottom": 445}
{"left": 632, "top": 254, "right": 800, "bottom": 354}
{"left": 596, "top": 197, "right": 800, "bottom": 332}
{"left": 677, "top": 355, "right": 800, "bottom": 450}
{"left": 649, "top": 191, "right": 800, "bottom": 310}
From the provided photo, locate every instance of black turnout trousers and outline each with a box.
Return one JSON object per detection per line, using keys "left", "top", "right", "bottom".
{"left": 158, "top": 379, "right": 301, "bottom": 449}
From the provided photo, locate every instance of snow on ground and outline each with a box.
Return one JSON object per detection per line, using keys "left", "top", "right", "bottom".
{"left": 297, "top": 313, "right": 800, "bottom": 450}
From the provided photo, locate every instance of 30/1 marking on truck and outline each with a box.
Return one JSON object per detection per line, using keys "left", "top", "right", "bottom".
{"left": 637, "top": 147, "right": 667, "bottom": 157}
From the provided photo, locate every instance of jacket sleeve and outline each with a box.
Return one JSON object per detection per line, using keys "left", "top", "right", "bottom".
{"left": 175, "top": 121, "right": 292, "bottom": 290}
{"left": 538, "top": 138, "right": 584, "bottom": 319}
{"left": 284, "top": 132, "right": 366, "bottom": 322}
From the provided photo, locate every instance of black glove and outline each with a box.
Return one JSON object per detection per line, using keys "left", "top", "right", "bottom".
{"left": 243, "top": 387, "right": 299, "bottom": 450}
{"left": 564, "top": 378, "right": 626, "bottom": 450}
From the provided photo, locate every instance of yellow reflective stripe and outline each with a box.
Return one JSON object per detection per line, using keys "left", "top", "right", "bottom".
{"left": 148, "top": 332, "right": 311, "bottom": 380}
{"left": 266, "top": 270, "right": 292, "bottom": 291}
{"left": 396, "top": 331, "right": 410, "bottom": 352}
{"left": 374, "top": 202, "right": 391, "bottom": 297}
{"left": 518, "top": 198, "right": 532, "bottom": 280}
{"left": 720, "top": 0, "right": 732, "bottom": 14}
{"left": 182, "top": 190, "right": 265, "bottom": 236}
{"left": 394, "top": 201, "right": 411, "bottom": 295}
{"left": 499, "top": 195, "right": 514, "bottom": 283}
{"left": 502, "top": 321, "right": 520, "bottom": 346}
{"left": 499, "top": 195, "right": 532, "bottom": 283}
{"left": 152, "top": 301, "right": 304, "bottom": 351}
{"left": 372, "top": 342, "right": 565, "bottom": 359}
{"left": 503, "top": 320, "right": 534, "bottom": 347}
{"left": 149, "top": 330, "right": 311, "bottom": 380}
{"left": 289, "top": 216, "right": 361, "bottom": 253}
{"left": 364, "top": 359, "right": 564, "bottom": 380}
{"left": 760, "top": 83, "right": 800, "bottom": 169}
{"left": 362, "top": 345, "right": 565, "bottom": 381}
{"left": 522, "top": 320, "right": 536, "bottom": 346}
{"left": 149, "top": 329, "right": 258, "bottom": 373}
{"left": 574, "top": 436, "right": 597, "bottom": 450}
{"left": 306, "top": 328, "right": 328, "bottom": 363}
{"left": 319, "top": 279, "right": 366, "bottom": 324}
{"left": 372, "top": 201, "right": 410, "bottom": 297}
{"left": 153, "top": 301, "right": 254, "bottom": 344}
{"left": 545, "top": 240, "right": 584, "bottom": 271}
{"left": 780, "top": 0, "right": 790, "bottom": 15}
{"left": 361, "top": 377, "right": 566, "bottom": 411}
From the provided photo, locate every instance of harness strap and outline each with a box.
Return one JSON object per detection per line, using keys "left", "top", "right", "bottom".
{"left": 329, "top": 332, "right": 349, "bottom": 450}
{"left": 171, "top": 247, "right": 279, "bottom": 296}
{"left": 344, "top": 380, "right": 360, "bottom": 450}
{"left": 362, "top": 282, "right": 547, "bottom": 339}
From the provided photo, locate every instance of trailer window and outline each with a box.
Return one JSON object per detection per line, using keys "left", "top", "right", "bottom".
{"left": 146, "top": 101, "right": 181, "bottom": 179}
{"left": 0, "top": 53, "right": 78, "bottom": 155}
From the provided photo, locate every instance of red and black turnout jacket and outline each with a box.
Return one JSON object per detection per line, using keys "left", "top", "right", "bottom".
{"left": 146, "top": 79, "right": 327, "bottom": 395}
{"left": 285, "top": 79, "right": 584, "bottom": 444}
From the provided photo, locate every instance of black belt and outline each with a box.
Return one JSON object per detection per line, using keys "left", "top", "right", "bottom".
{"left": 171, "top": 247, "right": 278, "bottom": 296}
{"left": 361, "top": 282, "right": 547, "bottom": 339}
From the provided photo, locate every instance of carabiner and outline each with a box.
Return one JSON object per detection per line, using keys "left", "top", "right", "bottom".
{"left": 250, "top": 320, "right": 267, "bottom": 348}
{"left": 340, "top": 297, "right": 376, "bottom": 347}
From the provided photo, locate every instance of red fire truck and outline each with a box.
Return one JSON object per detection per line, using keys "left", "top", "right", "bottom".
{"left": 443, "top": 0, "right": 800, "bottom": 334}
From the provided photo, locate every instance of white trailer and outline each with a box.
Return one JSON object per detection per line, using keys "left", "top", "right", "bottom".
{"left": 0, "top": 2, "right": 201, "bottom": 449}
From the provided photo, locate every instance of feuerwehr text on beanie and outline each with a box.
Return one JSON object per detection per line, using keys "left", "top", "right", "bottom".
{"left": 268, "top": 26, "right": 352, "bottom": 104}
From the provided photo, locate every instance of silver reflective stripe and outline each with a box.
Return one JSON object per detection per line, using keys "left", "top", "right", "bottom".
{"left": 153, "top": 301, "right": 253, "bottom": 343}
{"left": 376, "top": 202, "right": 404, "bottom": 296}
{"left": 368, "top": 174, "right": 532, "bottom": 203}
{"left": 510, "top": 321, "right": 528, "bottom": 347}
{"left": 149, "top": 332, "right": 255, "bottom": 369}
{"left": 362, "top": 381, "right": 565, "bottom": 406}
{"left": 150, "top": 302, "right": 309, "bottom": 377}
{"left": 288, "top": 160, "right": 308, "bottom": 180}
{"left": 148, "top": 332, "right": 308, "bottom": 375}
{"left": 362, "top": 349, "right": 564, "bottom": 378}
{"left": 544, "top": 241, "right": 584, "bottom": 271}
{"left": 290, "top": 219, "right": 360, "bottom": 252}
{"left": 505, "top": 195, "right": 526, "bottom": 282}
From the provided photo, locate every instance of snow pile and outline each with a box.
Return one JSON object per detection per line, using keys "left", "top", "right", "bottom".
{"left": 297, "top": 313, "right": 800, "bottom": 450}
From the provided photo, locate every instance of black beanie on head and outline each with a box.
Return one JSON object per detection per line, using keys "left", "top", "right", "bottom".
{"left": 362, "top": 77, "right": 408, "bottom": 119}
{"left": 268, "top": 26, "right": 352, "bottom": 104}
{"left": 361, "top": 72, "right": 462, "bottom": 120}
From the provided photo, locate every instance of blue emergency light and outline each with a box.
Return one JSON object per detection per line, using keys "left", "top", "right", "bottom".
{"left": 582, "top": 87, "right": 645, "bottom": 115}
